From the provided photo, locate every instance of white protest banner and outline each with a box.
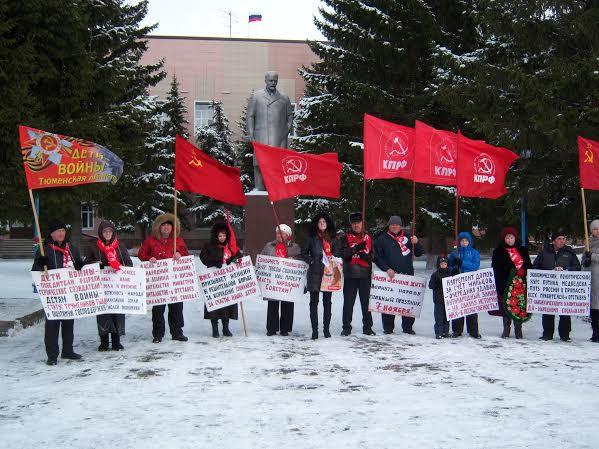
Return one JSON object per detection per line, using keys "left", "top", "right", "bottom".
{"left": 255, "top": 255, "right": 308, "bottom": 303}
{"left": 140, "top": 255, "right": 201, "bottom": 306}
{"left": 199, "top": 256, "right": 261, "bottom": 312}
{"left": 526, "top": 269, "right": 591, "bottom": 316}
{"left": 32, "top": 263, "right": 107, "bottom": 320}
{"left": 99, "top": 266, "right": 146, "bottom": 314}
{"left": 368, "top": 271, "right": 427, "bottom": 318}
{"left": 442, "top": 268, "right": 498, "bottom": 320}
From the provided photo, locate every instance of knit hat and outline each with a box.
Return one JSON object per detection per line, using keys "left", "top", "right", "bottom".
{"left": 501, "top": 226, "right": 519, "bottom": 242}
{"left": 387, "top": 215, "right": 402, "bottom": 226}
{"left": 437, "top": 255, "right": 448, "bottom": 267}
{"left": 47, "top": 219, "right": 66, "bottom": 236}
{"left": 591, "top": 220, "right": 599, "bottom": 231}
{"left": 97, "top": 220, "right": 116, "bottom": 241}
{"left": 550, "top": 229, "right": 567, "bottom": 240}
{"left": 276, "top": 224, "right": 292, "bottom": 238}
{"left": 349, "top": 212, "right": 363, "bottom": 223}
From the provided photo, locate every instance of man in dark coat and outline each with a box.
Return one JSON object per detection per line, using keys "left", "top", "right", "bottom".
{"left": 533, "top": 230, "right": 581, "bottom": 341}
{"left": 374, "top": 215, "right": 423, "bottom": 334}
{"left": 32, "top": 219, "right": 84, "bottom": 365}
{"left": 339, "top": 212, "right": 375, "bottom": 336}
{"left": 86, "top": 220, "right": 133, "bottom": 351}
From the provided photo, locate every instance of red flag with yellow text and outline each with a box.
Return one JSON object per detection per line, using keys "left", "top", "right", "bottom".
{"left": 175, "top": 135, "right": 246, "bottom": 206}
{"left": 19, "top": 125, "right": 123, "bottom": 189}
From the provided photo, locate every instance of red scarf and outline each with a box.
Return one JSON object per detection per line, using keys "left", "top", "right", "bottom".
{"left": 506, "top": 247, "right": 524, "bottom": 270}
{"left": 48, "top": 242, "right": 73, "bottom": 268}
{"left": 387, "top": 231, "right": 410, "bottom": 256}
{"left": 97, "top": 238, "right": 121, "bottom": 270}
{"left": 275, "top": 242, "right": 288, "bottom": 258}
{"left": 347, "top": 233, "right": 371, "bottom": 268}
{"left": 221, "top": 244, "right": 232, "bottom": 264}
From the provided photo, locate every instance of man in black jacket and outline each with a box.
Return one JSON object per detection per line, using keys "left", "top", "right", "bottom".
{"left": 340, "top": 212, "right": 375, "bottom": 336}
{"left": 32, "top": 219, "right": 84, "bottom": 365}
{"left": 374, "top": 215, "right": 424, "bottom": 334}
{"left": 533, "top": 230, "right": 581, "bottom": 341}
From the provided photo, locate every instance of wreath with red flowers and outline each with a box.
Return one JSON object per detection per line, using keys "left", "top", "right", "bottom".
{"left": 503, "top": 268, "right": 531, "bottom": 322}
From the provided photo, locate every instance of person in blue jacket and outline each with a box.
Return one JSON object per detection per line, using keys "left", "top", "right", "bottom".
{"left": 448, "top": 231, "right": 482, "bottom": 338}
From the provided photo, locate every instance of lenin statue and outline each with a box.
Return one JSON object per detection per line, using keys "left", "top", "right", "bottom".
{"left": 247, "top": 71, "right": 294, "bottom": 191}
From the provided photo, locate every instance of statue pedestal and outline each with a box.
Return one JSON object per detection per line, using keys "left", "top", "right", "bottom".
{"left": 244, "top": 191, "right": 295, "bottom": 262}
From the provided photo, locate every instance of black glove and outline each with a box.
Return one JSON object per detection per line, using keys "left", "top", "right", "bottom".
{"left": 99, "top": 263, "right": 106, "bottom": 270}
{"left": 455, "top": 258, "right": 462, "bottom": 269}
{"left": 37, "top": 255, "right": 49, "bottom": 267}
{"left": 583, "top": 251, "right": 592, "bottom": 267}
{"left": 216, "top": 263, "right": 223, "bottom": 269}
{"left": 226, "top": 257, "right": 234, "bottom": 265}
{"left": 352, "top": 241, "right": 366, "bottom": 253}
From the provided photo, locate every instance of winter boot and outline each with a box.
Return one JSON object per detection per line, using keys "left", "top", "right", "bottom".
{"left": 222, "top": 319, "right": 233, "bottom": 337}
{"left": 323, "top": 327, "right": 331, "bottom": 338}
{"left": 501, "top": 316, "right": 511, "bottom": 338}
{"left": 211, "top": 319, "right": 219, "bottom": 338}
{"left": 514, "top": 322, "right": 523, "bottom": 339}
{"left": 98, "top": 334, "right": 110, "bottom": 351}
{"left": 111, "top": 333, "right": 124, "bottom": 351}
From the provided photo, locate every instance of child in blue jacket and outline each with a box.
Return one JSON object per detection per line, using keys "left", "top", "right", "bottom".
{"left": 448, "top": 231, "right": 482, "bottom": 338}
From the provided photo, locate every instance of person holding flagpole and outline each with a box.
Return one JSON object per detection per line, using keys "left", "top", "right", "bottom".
{"left": 138, "top": 213, "right": 190, "bottom": 343}
{"left": 32, "top": 219, "right": 84, "bottom": 365}
{"left": 374, "top": 215, "right": 423, "bottom": 335}
{"left": 200, "top": 220, "right": 243, "bottom": 337}
{"left": 261, "top": 224, "right": 301, "bottom": 336}
{"left": 339, "top": 212, "right": 375, "bottom": 336}
{"left": 301, "top": 213, "right": 338, "bottom": 340}
{"left": 582, "top": 220, "right": 599, "bottom": 342}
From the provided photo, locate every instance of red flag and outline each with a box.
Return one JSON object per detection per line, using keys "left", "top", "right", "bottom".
{"left": 363, "top": 114, "right": 414, "bottom": 180}
{"left": 456, "top": 133, "right": 518, "bottom": 199}
{"left": 18, "top": 125, "right": 123, "bottom": 189}
{"left": 175, "top": 135, "right": 246, "bottom": 206}
{"left": 578, "top": 136, "right": 599, "bottom": 190}
{"left": 225, "top": 209, "right": 239, "bottom": 254}
{"left": 253, "top": 142, "right": 342, "bottom": 202}
{"left": 413, "top": 120, "right": 458, "bottom": 186}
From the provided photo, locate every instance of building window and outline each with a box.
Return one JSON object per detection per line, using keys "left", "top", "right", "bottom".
{"left": 194, "top": 101, "right": 214, "bottom": 131}
{"left": 81, "top": 204, "right": 95, "bottom": 230}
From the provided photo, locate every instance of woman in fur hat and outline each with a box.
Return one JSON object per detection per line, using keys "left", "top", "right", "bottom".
{"left": 86, "top": 220, "right": 133, "bottom": 351}
{"left": 261, "top": 224, "right": 301, "bottom": 336}
{"left": 138, "top": 213, "right": 190, "bottom": 343}
{"left": 200, "top": 221, "right": 243, "bottom": 337}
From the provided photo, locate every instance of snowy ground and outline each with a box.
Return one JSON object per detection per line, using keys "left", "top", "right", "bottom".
{"left": 1, "top": 258, "right": 598, "bottom": 449}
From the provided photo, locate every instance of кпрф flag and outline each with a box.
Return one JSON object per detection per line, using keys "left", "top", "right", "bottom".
{"left": 253, "top": 142, "right": 342, "bottom": 202}
{"left": 413, "top": 120, "right": 458, "bottom": 186}
{"left": 363, "top": 113, "right": 414, "bottom": 180}
{"left": 175, "top": 135, "right": 246, "bottom": 206}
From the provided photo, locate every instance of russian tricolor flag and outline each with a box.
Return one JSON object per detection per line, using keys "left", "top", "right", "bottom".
{"left": 249, "top": 13, "right": 262, "bottom": 23}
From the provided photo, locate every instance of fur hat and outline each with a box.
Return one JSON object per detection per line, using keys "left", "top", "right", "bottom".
{"left": 276, "top": 224, "right": 292, "bottom": 238}
{"left": 590, "top": 220, "right": 599, "bottom": 231}
{"left": 47, "top": 219, "right": 66, "bottom": 236}
{"left": 151, "top": 213, "right": 180, "bottom": 239}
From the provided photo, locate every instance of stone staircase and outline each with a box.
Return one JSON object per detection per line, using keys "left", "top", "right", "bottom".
{"left": 0, "top": 239, "right": 35, "bottom": 259}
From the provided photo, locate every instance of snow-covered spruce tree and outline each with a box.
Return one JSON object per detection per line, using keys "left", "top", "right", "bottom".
{"left": 84, "top": 0, "right": 166, "bottom": 233}
{"left": 295, "top": 0, "right": 473, "bottom": 237}
{"left": 191, "top": 101, "right": 242, "bottom": 225}
{"left": 235, "top": 104, "right": 255, "bottom": 193}
{"left": 434, "top": 1, "right": 599, "bottom": 241}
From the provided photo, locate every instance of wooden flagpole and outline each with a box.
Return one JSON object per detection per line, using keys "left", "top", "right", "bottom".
{"left": 226, "top": 208, "right": 248, "bottom": 337}
{"left": 454, "top": 193, "right": 460, "bottom": 255}
{"left": 581, "top": 188, "right": 590, "bottom": 251}
{"left": 28, "top": 189, "right": 47, "bottom": 274}
{"left": 361, "top": 177, "right": 367, "bottom": 230}
{"left": 412, "top": 180, "right": 416, "bottom": 260}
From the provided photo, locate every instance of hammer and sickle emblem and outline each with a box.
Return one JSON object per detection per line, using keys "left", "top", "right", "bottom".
{"left": 584, "top": 144, "right": 594, "bottom": 164}
{"left": 189, "top": 152, "right": 203, "bottom": 168}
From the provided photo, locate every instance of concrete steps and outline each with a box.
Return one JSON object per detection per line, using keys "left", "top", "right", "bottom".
{"left": 0, "top": 239, "right": 36, "bottom": 259}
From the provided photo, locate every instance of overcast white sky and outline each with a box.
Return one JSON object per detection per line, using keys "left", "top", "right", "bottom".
{"left": 141, "top": 0, "right": 327, "bottom": 40}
